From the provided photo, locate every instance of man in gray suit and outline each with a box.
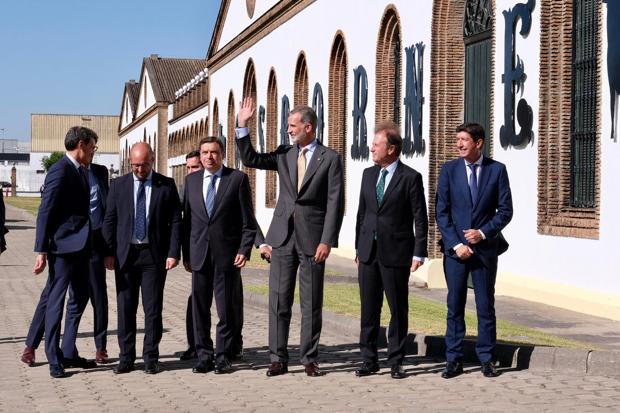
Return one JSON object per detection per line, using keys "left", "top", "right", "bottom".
{"left": 236, "top": 97, "right": 344, "bottom": 377}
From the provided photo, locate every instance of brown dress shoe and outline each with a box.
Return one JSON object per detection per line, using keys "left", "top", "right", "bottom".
{"left": 95, "top": 349, "right": 108, "bottom": 364}
{"left": 304, "top": 362, "right": 323, "bottom": 377}
{"left": 266, "top": 361, "right": 288, "bottom": 377}
{"left": 21, "top": 346, "right": 35, "bottom": 367}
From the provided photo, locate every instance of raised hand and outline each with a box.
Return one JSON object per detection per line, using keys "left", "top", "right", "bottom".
{"left": 237, "top": 97, "right": 255, "bottom": 128}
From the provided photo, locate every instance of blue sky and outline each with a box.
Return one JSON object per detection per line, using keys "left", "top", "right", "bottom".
{"left": 0, "top": 0, "right": 219, "bottom": 141}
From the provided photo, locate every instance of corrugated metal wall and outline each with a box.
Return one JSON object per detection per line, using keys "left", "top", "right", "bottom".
{"left": 31, "top": 114, "right": 119, "bottom": 153}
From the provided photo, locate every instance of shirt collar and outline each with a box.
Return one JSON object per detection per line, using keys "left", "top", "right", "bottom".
{"left": 133, "top": 171, "right": 153, "bottom": 182}
{"left": 65, "top": 153, "right": 81, "bottom": 169}
{"left": 464, "top": 155, "right": 483, "bottom": 167}
{"left": 382, "top": 159, "right": 399, "bottom": 175}
{"left": 298, "top": 139, "right": 318, "bottom": 152}
{"left": 203, "top": 166, "right": 223, "bottom": 179}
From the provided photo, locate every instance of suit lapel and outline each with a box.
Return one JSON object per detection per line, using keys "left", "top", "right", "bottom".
{"left": 367, "top": 166, "right": 380, "bottom": 211}
{"left": 287, "top": 145, "right": 298, "bottom": 193}
{"left": 378, "top": 161, "right": 402, "bottom": 210}
{"left": 148, "top": 173, "right": 161, "bottom": 228}
{"left": 456, "top": 160, "right": 473, "bottom": 209}
{"left": 475, "top": 157, "right": 492, "bottom": 208}
{"left": 210, "top": 168, "right": 231, "bottom": 221}
{"left": 299, "top": 144, "right": 325, "bottom": 192}
{"left": 126, "top": 174, "right": 135, "bottom": 228}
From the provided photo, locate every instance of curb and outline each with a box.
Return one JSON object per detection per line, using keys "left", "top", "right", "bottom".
{"left": 244, "top": 291, "right": 620, "bottom": 377}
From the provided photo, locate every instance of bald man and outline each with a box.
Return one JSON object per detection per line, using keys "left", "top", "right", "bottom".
{"left": 102, "top": 142, "right": 182, "bottom": 375}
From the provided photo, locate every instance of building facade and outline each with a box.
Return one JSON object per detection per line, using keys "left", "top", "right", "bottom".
{"left": 118, "top": 0, "right": 620, "bottom": 320}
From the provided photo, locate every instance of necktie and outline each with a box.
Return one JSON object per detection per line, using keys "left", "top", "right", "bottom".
{"left": 297, "top": 148, "right": 308, "bottom": 192}
{"left": 468, "top": 163, "right": 478, "bottom": 206}
{"left": 376, "top": 169, "right": 388, "bottom": 205}
{"left": 135, "top": 180, "right": 146, "bottom": 241}
{"left": 205, "top": 175, "right": 217, "bottom": 218}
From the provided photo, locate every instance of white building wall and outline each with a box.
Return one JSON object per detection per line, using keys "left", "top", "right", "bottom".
{"left": 136, "top": 71, "right": 157, "bottom": 118}
{"left": 166, "top": 104, "right": 210, "bottom": 174}
{"left": 119, "top": 114, "right": 160, "bottom": 170}
{"left": 208, "top": 0, "right": 619, "bottom": 315}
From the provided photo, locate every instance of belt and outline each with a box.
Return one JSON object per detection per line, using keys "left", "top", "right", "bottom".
{"left": 130, "top": 243, "right": 150, "bottom": 250}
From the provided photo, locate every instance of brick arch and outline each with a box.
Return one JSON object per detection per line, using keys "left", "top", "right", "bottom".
{"left": 294, "top": 51, "right": 309, "bottom": 107}
{"left": 265, "top": 68, "right": 278, "bottom": 208}
{"left": 243, "top": 59, "right": 257, "bottom": 209}
{"left": 329, "top": 31, "right": 348, "bottom": 213}
{"left": 212, "top": 98, "right": 219, "bottom": 136}
{"left": 376, "top": 4, "right": 403, "bottom": 127}
{"left": 227, "top": 90, "right": 236, "bottom": 168}
{"left": 428, "top": 0, "right": 467, "bottom": 258}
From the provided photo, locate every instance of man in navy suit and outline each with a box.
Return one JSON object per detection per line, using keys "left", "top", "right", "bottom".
{"left": 21, "top": 161, "right": 110, "bottom": 366}
{"left": 0, "top": 187, "right": 6, "bottom": 254}
{"left": 181, "top": 136, "right": 257, "bottom": 374}
{"left": 32, "top": 126, "right": 99, "bottom": 378}
{"left": 103, "top": 142, "right": 181, "bottom": 375}
{"left": 355, "top": 122, "right": 428, "bottom": 379}
{"left": 435, "top": 123, "right": 513, "bottom": 378}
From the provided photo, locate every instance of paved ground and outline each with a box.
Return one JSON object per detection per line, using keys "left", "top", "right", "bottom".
{"left": 2, "top": 205, "right": 620, "bottom": 412}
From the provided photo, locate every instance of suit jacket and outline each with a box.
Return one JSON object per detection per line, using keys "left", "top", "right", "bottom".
{"left": 90, "top": 163, "right": 110, "bottom": 255}
{"left": 102, "top": 171, "right": 182, "bottom": 269}
{"left": 181, "top": 167, "right": 257, "bottom": 271}
{"left": 435, "top": 156, "right": 513, "bottom": 266}
{"left": 355, "top": 161, "right": 428, "bottom": 267}
{"left": 236, "top": 135, "right": 344, "bottom": 255}
{"left": 0, "top": 189, "right": 6, "bottom": 252}
{"left": 34, "top": 155, "right": 90, "bottom": 254}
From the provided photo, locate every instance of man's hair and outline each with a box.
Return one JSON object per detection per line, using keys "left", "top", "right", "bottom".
{"left": 199, "top": 136, "right": 224, "bottom": 153}
{"left": 64, "top": 126, "right": 98, "bottom": 151}
{"left": 186, "top": 150, "right": 200, "bottom": 160}
{"left": 290, "top": 105, "right": 317, "bottom": 130}
{"left": 456, "top": 122, "right": 485, "bottom": 142}
{"left": 375, "top": 121, "right": 402, "bottom": 156}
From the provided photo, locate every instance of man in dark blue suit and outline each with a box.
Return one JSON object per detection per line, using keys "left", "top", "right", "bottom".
{"left": 436, "top": 123, "right": 513, "bottom": 378}
{"left": 0, "top": 187, "right": 6, "bottom": 254}
{"left": 103, "top": 142, "right": 181, "bottom": 375}
{"left": 21, "top": 161, "right": 110, "bottom": 366}
{"left": 32, "top": 126, "right": 99, "bottom": 378}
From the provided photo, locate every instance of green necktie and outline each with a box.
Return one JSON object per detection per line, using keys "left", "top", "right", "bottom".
{"left": 376, "top": 169, "right": 388, "bottom": 205}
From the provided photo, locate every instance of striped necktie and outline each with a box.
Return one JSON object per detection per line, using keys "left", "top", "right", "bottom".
{"left": 376, "top": 168, "right": 388, "bottom": 205}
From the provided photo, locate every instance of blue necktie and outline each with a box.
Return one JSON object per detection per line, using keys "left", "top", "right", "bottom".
{"left": 376, "top": 169, "right": 388, "bottom": 205}
{"left": 135, "top": 180, "right": 146, "bottom": 241}
{"left": 205, "top": 175, "right": 217, "bottom": 218}
{"left": 468, "top": 163, "right": 478, "bottom": 206}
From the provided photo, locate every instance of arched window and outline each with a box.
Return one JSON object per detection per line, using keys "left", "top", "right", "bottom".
{"left": 266, "top": 69, "right": 278, "bottom": 208}
{"left": 294, "top": 52, "right": 309, "bottom": 107}
{"left": 212, "top": 98, "right": 219, "bottom": 136}
{"left": 376, "top": 6, "right": 402, "bottom": 126}
{"left": 463, "top": 0, "right": 494, "bottom": 156}
{"left": 243, "top": 59, "right": 258, "bottom": 209}
{"left": 329, "top": 32, "right": 348, "bottom": 212}
{"left": 227, "top": 90, "right": 236, "bottom": 168}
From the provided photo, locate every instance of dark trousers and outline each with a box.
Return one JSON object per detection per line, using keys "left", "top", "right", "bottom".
{"left": 192, "top": 248, "right": 242, "bottom": 361}
{"left": 43, "top": 251, "right": 90, "bottom": 366}
{"left": 268, "top": 231, "right": 325, "bottom": 364}
{"left": 444, "top": 254, "right": 497, "bottom": 364}
{"left": 186, "top": 281, "right": 243, "bottom": 353}
{"left": 115, "top": 246, "right": 166, "bottom": 363}
{"left": 26, "top": 233, "right": 108, "bottom": 355}
{"left": 358, "top": 244, "right": 410, "bottom": 366}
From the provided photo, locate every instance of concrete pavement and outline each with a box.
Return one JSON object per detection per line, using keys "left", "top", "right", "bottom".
{"left": 2, "top": 204, "right": 620, "bottom": 412}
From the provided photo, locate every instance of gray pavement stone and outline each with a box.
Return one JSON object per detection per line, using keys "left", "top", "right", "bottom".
{"left": 2, "top": 203, "right": 620, "bottom": 412}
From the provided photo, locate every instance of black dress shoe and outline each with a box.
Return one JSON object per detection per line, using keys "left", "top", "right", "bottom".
{"left": 192, "top": 359, "right": 215, "bottom": 373}
{"left": 481, "top": 361, "right": 500, "bottom": 377}
{"left": 63, "top": 356, "right": 97, "bottom": 369}
{"left": 231, "top": 347, "right": 243, "bottom": 361}
{"left": 390, "top": 364, "right": 406, "bottom": 379}
{"left": 355, "top": 361, "right": 380, "bottom": 377}
{"left": 214, "top": 357, "right": 233, "bottom": 374}
{"left": 266, "top": 361, "right": 288, "bottom": 377}
{"left": 49, "top": 364, "right": 66, "bottom": 378}
{"left": 113, "top": 360, "right": 135, "bottom": 374}
{"left": 144, "top": 360, "right": 161, "bottom": 374}
{"left": 179, "top": 348, "right": 197, "bottom": 361}
{"left": 441, "top": 361, "right": 463, "bottom": 379}
{"left": 304, "top": 362, "right": 323, "bottom": 377}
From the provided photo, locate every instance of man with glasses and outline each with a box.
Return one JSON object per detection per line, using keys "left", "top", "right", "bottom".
{"left": 103, "top": 142, "right": 181, "bottom": 375}
{"left": 30, "top": 126, "right": 100, "bottom": 378}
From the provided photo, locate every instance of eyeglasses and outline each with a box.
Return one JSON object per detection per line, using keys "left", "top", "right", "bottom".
{"left": 131, "top": 162, "right": 151, "bottom": 169}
